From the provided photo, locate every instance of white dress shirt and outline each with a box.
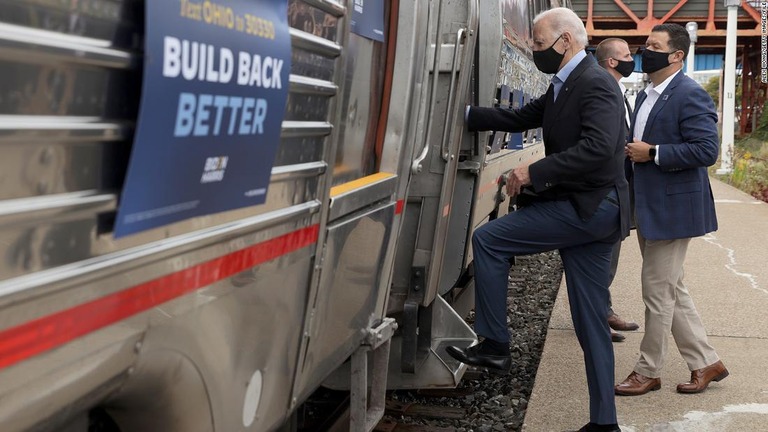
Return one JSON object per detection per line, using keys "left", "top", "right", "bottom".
{"left": 633, "top": 70, "right": 681, "bottom": 164}
{"left": 618, "top": 82, "right": 631, "bottom": 130}
{"left": 551, "top": 49, "right": 586, "bottom": 101}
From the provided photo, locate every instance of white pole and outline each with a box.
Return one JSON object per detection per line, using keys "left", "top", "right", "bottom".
{"left": 686, "top": 22, "right": 697, "bottom": 79}
{"left": 717, "top": 1, "right": 739, "bottom": 175}
{"left": 687, "top": 42, "right": 695, "bottom": 78}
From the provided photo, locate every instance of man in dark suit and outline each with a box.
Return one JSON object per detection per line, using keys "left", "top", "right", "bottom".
{"left": 445, "top": 7, "right": 629, "bottom": 432}
{"left": 615, "top": 23, "right": 728, "bottom": 397}
{"left": 595, "top": 37, "right": 641, "bottom": 343}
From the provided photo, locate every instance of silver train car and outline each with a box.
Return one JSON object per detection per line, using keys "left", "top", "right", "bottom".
{"left": 0, "top": 0, "right": 565, "bottom": 430}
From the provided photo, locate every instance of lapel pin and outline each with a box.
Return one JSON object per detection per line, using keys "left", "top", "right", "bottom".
{"left": 663, "top": 95, "right": 669, "bottom": 100}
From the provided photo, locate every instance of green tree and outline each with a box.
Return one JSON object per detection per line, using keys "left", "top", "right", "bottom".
{"left": 702, "top": 75, "right": 742, "bottom": 110}
{"left": 704, "top": 76, "right": 719, "bottom": 107}
{"left": 754, "top": 100, "right": 768, "bottom": 140}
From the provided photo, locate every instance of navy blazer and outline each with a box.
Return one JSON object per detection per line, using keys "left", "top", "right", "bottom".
{"left": 468, "top": 54, "right": 631, "bottom": 240}
{"left": 629, "top": 71, "right": 719, "bottom": 240}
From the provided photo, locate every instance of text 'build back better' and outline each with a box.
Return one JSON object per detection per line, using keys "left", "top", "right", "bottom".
{"left": 162, "top": 36, "right": 284, "bottom": 137}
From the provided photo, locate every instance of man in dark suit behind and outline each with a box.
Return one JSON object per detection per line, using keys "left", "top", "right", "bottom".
{"left": 445, "top": 7, "right": 629, "bottom": 432}
{"left": 595, "top": 37, "right": 642, "bottom": 343}
{"left": 615, "top": 23, "right": 728, "bottom": 397}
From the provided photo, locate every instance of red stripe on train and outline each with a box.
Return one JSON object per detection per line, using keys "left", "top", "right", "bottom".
{"left": 395, "top": 199, "right": 404, "bottom": 215}
{"left": 0, "top": 224, "right": 320, "bottom": 370}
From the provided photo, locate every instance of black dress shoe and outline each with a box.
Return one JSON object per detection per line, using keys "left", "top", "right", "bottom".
{"left": 445, "top": 344, "right": 511, "bottom": 374}
{"left": 574, "top": 422, "right": 621, "bottom": 432}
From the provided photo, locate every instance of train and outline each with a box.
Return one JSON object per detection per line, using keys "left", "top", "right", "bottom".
{"left": 0, "top": 0, "right": 568, "bottom": 430}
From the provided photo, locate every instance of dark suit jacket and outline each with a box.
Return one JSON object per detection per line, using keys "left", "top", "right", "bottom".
{"left": 629, "top": 72, "right": 719, "bottom": 240}
{"left": 467, "top": 53, "right": 631, "bottom": 240}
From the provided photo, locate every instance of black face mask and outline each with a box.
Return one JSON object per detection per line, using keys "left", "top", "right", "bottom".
{"left": 641, "top": 49, "right": 673, "bottom": 74}
{"left": 613, "top": 58, "right": 635, "bottom": 77}
{"left": 533, "top": 34, "right": 565, "bottom": 74}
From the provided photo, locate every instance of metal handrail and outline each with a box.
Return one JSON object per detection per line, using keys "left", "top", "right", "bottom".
{"left": 423, "top": 0, "right": 479, "bottom": 305}
{"left": 0, "top": 22, "right": 134, "bottom": 69}
{"left": 302, "top": 0, "right": 346, "bottom": 17}
{"left": 440, "top": 27, "right": 467, "bottom": 161}
{"left": 410, "top": 0, "right": 444, "bottom": 174}
{"left": 441, "top": 0, "right": 479, "bottom": 163}
{"left": 289, "top": 27, "right": 342, "bottom": 58}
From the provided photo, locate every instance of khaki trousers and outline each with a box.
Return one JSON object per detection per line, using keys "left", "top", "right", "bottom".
{"left": 633, "top": 233, "right": 720, "bottom": 378}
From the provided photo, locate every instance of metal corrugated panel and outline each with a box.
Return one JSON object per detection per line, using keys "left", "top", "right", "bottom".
{"left": 0, "top": 1, "right": 342, "bottom": 430}
{"left": 0, "top": 0, "right": 142, "bottom": 281}
{"left": 0, "top": 0, "right": 344, "bottom": 282}
{"left": 658, "top": 0, "right": 714, "bottom": 15}
{"left": 696, "top": 53, "right": 724, "bottom": 70}
{"left": 573, "top": 0, "right": 750, "bottom": 19}
{"left": 629, "top": 52, "right": 724, "bottom": 72}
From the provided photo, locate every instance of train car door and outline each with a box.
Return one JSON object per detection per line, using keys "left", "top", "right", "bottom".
{"left": 289, "top": 0, "right": 412, "bottom": 409}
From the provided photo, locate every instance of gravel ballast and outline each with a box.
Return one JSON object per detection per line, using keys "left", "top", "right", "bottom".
{"left": 386, "top": 251, "right": 564, "bottom": 431}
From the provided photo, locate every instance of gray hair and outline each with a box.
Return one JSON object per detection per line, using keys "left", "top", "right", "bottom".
{"left": 533, "top": 7, "right": 588, "bottom": 48}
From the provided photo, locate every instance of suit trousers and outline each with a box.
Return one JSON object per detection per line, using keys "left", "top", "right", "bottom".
{"left": 607, "top": 239, "right": 622, "bottom": 315}
{"left": 633, "top": 233, "right": 720, "bottom": 378}
{"left": 607, "top": 178, "right": 635, "bottom": 315}
{"left": 472, "top": 193, "right": 619, "bottom": 424}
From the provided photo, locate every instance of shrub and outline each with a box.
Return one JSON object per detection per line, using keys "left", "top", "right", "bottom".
{"left": 727, "top": 135, "right": 768, "bottom": 202}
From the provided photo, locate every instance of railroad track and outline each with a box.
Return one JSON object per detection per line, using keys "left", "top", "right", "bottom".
{"left": 298, "top": 252, "right": 563, "bottom": 432}
{"left": 374, "top": 371, "right": 486, "bottom": 432}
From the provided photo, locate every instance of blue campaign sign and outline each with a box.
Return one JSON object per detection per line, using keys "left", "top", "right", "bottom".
{"left": 114, "top": 0, "right": 291, "bottom": 237}
{"left": 351, "top": 0, "right": 385, "bottom": 42}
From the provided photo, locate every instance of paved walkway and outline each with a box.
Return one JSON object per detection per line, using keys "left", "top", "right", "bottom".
{"left": 523, "top": 178, "right": 768, "bottom": 432}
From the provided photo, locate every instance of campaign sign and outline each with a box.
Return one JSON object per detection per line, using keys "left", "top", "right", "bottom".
{"left": 351, "top": 0, "right": 385, "bottom": 42}
{"left": 114, "top": 0, "right": 291, "bottom": 237}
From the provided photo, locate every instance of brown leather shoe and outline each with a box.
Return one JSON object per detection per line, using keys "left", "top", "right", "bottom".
{"left": 676, "top": 360, "right": 729, "bottom": 394}
{"left": 611, "top": 330, "right": 626, "bottom": 343}
{"left": 608, "top": 313, "right": 639, "bottom": 331}
{"left": 615, "top": 371, "right": 661, "bottom": 396}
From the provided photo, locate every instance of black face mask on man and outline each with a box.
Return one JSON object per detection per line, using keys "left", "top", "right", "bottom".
{"left": 533, "top": 34, "right": 565, "bottom": 74}
{"left": 641, "top": 49, "right": 674, "bottom": 74}
{"left": 613, "top": 59, "right": 635, "bottom": 77}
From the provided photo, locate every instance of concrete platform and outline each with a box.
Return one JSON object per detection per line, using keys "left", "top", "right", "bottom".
{"left": 523, "top": 178, "right": 768, "bottom": 431}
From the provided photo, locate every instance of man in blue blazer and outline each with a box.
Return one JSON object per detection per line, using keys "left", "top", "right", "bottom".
{"left": 445, "top": 7, "right": 628, "bottom": 432}
{"left": 616, "top": 23, "right": 728, "bottom": 397}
